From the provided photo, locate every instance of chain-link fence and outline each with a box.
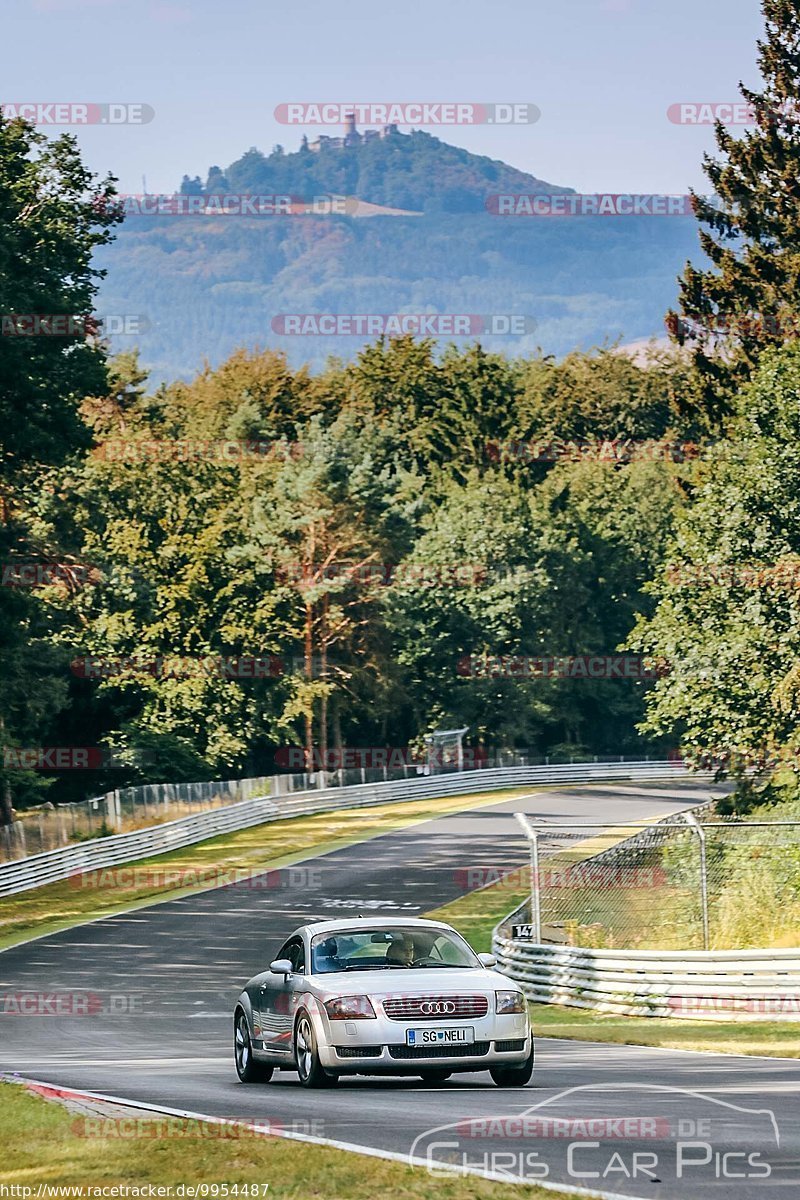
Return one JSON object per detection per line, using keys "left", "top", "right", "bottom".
{"left": 0, "top": 776, "right": 274, "bottom": 863}
{"left": 509, "top": 813, "right": 800, "bottom": 951}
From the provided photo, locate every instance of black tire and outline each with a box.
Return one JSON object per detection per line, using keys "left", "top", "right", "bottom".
{"left": 234, "top": 1010, "right": 274, "bottom": 1083}
{"left": 419, "top": 1069, "right": 452, "bottom": 1083}
{"left": 490, "top": 1044, "right": 534, "bottom": 1087}
{"left": 295, "top": 1012, "right": 339, "bottom": 1088}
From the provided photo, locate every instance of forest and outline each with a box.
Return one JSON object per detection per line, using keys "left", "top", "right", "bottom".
{"left": 4, "top": 0, "right": 800, "bottom": 821}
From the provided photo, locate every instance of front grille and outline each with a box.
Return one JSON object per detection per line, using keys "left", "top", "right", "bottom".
{"left": 382, "top": 995, "right": 489, "bottom": 1021}
{"left": 389, "top": 1042, "right": 490, "bottom": 1060}
{"left": 494, "top": 1039, "right": 526, "bottom": 1052}
{"left": 335, "top": 1045, "right": 382, "bottom": 1058}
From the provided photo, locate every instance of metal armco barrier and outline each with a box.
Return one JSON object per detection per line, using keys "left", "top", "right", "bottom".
{"left": 0, "top": 760, "right": 690, "bottom": 898}
{"left": 491, "top": 938, "right": 800, "bottom": 1020}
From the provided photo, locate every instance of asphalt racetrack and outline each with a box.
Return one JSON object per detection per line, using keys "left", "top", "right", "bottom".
{"left": 2, "top": 779, "right": 798, "bottom": 1200}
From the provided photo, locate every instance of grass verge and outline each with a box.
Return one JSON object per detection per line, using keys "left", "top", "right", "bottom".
{"left": 0, "top": 1081, "right": 578, "bottom": 1200}
{"left": 0, "top": 786, "right": 534, "bottom": 951}
{"left": 527, "top": 1003, "right": 800, "bottom": 1058}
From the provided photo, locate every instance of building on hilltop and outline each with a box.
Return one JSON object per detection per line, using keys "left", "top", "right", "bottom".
{"left": 308, "top": 113, "right": 399, "bottom": 153}
{"left": 344, "top": 111, "right": 360, "bottom": 146}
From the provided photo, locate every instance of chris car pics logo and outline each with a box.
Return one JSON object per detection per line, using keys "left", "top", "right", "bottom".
{"left": 410, "top": 1083, "right": 779, "bottom": 1184}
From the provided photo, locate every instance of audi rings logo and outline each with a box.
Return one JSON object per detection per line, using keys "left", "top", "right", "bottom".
{"left": 420, "top": 1000, "right": 456, "bottom": 1015}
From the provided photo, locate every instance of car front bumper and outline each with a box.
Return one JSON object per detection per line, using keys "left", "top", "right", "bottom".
{"left": 317, "top": 1011, "right": 532, "bottom": 1073}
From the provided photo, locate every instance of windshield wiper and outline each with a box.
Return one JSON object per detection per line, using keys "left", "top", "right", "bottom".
{"left": 340, "top": 962, "right": 389, "bottom": 970}
{"left": 328, "top": 962, "right": 469, "bottom": 972}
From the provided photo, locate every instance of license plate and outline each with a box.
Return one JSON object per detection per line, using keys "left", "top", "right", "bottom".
{"left": 406, "top": 1026, "right": 475, "bottom": 1046}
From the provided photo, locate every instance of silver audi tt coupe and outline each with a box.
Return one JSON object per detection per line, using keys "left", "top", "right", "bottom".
{"left": 233, "top": 916, "right": 533, "bottom": 1088}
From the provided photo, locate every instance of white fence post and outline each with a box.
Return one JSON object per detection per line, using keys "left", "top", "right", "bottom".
{"left": 515, "top": 813, "right": 542, "bottom": 941}
{"left": 684, "top": 811, "right": 710, "bottom": 950}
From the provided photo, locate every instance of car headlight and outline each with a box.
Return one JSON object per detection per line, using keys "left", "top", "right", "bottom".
{"left": 495, "top": 990, "right": 526, "bottom": 1014}
{"left": 323, "top": 996, "right": 377, "bottom": 1020}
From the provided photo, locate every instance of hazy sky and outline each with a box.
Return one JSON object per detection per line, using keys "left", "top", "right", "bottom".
{"left": 3, "top": 0, "right": 764, "bottom": 195}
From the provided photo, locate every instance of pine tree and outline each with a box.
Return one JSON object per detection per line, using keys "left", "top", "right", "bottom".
{"left": 669, "top": 0, "right": 800, "bottom": 420}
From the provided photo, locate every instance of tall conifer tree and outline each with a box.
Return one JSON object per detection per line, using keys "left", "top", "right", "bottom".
{"left": 669, "top": 0, "right": 800, "bottom": 419}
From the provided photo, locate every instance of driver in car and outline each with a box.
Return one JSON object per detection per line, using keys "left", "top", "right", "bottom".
{"left": 385, "top": 934, "right": 415, "bottom": 966}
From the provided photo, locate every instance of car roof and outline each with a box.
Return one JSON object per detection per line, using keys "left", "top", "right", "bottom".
{"left": 292, "top": 917, "right": 455, "bottom": 938}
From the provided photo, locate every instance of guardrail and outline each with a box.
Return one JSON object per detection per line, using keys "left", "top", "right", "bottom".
{"left": 0, "top": 760, "right": 692, "bottom": 898}
{"left": 0, "top": 753, "right": 678, "bottom": 863}
{"left": 491, "top": 939, "right": 800, "bottom": 1020}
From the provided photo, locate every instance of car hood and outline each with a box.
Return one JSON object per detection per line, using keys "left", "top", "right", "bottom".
{"left": 307, "top": 966, "right": 507, "bottom": 996}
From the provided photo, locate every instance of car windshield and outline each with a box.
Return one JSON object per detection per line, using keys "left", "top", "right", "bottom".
{"left": 310, "top": 926, "right": 479, "bottom": 974}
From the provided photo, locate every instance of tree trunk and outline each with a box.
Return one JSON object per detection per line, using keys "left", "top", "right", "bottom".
{"left": 332, "top": 700, "right": 343, "bottom": 782}
{"left": 0, "top": 716, "right": 13, "bottom": 826}
{"left": 320, "top": 596, "right": 329, "bottom": 774}
{"left": 304, "top": 599, "right": 314, "bottom": 770}
{"left": 0, "top": 777, "right": 13, "bottom": 828}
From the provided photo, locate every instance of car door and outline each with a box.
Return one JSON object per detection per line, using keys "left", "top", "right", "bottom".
{"left": 258, "top": 936, "right": 305, "bottom": 1054}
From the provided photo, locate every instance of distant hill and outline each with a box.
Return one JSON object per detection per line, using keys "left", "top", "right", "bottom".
{"left": 95, "top": 129, "right": 704, "bottom": 381}
{"left": 196, "top": 127, "right": 573, "bottom": 214}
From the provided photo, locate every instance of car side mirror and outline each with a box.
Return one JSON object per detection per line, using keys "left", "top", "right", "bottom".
{"left": 478, "top": 953, "right": 497, "bottom": 967}
{"left": 270, "top": 958, "right": 293, "bottom": 975}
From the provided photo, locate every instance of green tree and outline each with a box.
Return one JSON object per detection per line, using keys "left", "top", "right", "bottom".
{"left": 0, "top": 114, "right": 120, "bottom": 823}
{"left": 669, "top": 0, "right": 800, "bottom": 418}
{"left": 257, "top": 413, "right": 419, "bottom": 766}
{"left": 510, "top": 347, "right": 694, "bottom": 447}
{"left": 631, "top": 344, "right": 800, "bottom": 779}
{"left": 385, "top": 469, "right": 593, "bottom": 750}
